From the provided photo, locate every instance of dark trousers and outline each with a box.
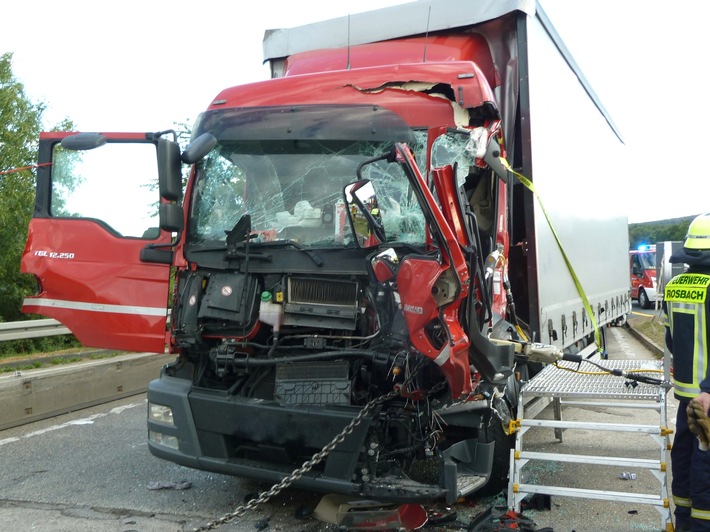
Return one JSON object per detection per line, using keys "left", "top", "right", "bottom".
{"left": 673, "top": 399, "right": 710, "bottom": 531}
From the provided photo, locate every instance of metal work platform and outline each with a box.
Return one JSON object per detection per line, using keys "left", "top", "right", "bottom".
{"left": 507, "top": 357, "right": 674, "bottom": 531}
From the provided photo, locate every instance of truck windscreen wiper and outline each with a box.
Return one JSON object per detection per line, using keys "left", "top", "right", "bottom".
{"left": 253, "top": 239, "right": 323, "bottom": 267}
{"left": 189, "top": 243, "right": 272, "bottom": 261}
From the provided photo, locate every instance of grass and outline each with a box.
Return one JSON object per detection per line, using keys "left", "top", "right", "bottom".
{"left": 1, "top": 361, "right": 43, "bottom": 373}
{"left": 627, "top": 307, "right": 665, "bottom": 348}
{"left": 0, "top": 348, "right": 124, "bottom": 373}
{"left": 50, "top": 356, "right": 83, "bottom": 365}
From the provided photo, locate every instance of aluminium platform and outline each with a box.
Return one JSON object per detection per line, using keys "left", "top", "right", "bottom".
{"left": 507, "top": 358, "right": 674, "bottom": 531}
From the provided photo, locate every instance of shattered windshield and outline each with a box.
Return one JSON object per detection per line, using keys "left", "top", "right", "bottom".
{"left": 188, "top": 139, "right": 428, "bottom": 249}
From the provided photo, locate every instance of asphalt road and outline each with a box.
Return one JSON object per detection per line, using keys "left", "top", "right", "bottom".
{"left": 0, "top": 320, "right": 676, "bottom": 532}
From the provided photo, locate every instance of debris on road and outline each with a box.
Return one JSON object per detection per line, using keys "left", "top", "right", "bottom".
{"left": 312, "top": 494, "right": 428, "bottom": 530}
{"left": 146, "top": 479, "right": 192, "bottom": 490}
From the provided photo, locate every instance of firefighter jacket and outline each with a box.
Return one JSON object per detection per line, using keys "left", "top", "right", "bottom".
{"left": 664, "top": 268, "right": 710, "bottom": 401}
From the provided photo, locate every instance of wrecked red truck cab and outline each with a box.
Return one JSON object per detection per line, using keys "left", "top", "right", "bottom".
{"left": 21, "top": 0, "right": 631, "bottom": 505}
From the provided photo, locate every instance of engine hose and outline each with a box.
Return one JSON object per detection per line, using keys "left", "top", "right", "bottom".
{"left": 266, "top": 333, "right": 279, "bottom": 358}
{"left": 556, "top": 358, "right": 670, "bottom": 388}
{"left": 228, "top": 349, "right": 382, "bottom": 367}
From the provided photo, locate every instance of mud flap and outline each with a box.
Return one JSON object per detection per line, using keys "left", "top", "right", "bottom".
{"left": 441, "top": 439, "right": 494, "bottom": 504}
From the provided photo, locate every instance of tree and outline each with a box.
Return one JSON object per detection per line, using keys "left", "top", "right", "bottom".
{"left": 628, "top": 217, "right": 694, "bottom": 250}
{"left": 0, "top": 52, "right": 72, "bottom": 322}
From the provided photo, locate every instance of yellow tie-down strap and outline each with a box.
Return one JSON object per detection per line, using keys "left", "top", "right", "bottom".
{"left": 499, "top": 157, "right": 602, "bottom": 350}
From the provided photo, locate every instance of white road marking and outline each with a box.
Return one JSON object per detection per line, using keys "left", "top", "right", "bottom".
{"left": 0, "top": 400, "right": 145, "bottom": 447}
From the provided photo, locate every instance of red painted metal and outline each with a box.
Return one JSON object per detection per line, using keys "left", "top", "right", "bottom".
{"left": 21, "top": 218, "right": 171, "bottom": 353}
{"left": 395, "top": 144, "right": 472, "bottom": 398}
{"left": 39, "top": 131, "right": 148, "bottom": 140}
{"left": 210, "top": 61, "right": 497, "bottom": 129}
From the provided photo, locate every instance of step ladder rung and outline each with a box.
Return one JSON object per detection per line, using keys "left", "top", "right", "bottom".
{"left": 518, "top": 451, "right": 662, "bottom": 469}
{"left": 514, "top": 483, "right": 668, "bottom": 507}
{"left": 520, "top": 418, "right": 662, "bottom": 434}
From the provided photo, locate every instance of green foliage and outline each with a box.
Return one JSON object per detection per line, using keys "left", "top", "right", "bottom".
{"left": 628, "top": 216, "right": 695, "bottom": 250}
{"left": 0, "top": 53, "right": 44, "bottom": 322}
{"left": 0, "top": 53, "right": 73, "bottom": 323}
{"left": 48, "top": 144, "right": 84, "bottom": 217}
{"left": 0, "top": 333, "right": 81, "bottom": 357}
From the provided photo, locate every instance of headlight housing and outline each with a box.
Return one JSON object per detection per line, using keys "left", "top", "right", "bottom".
{"left": 149, "top": 430, "right": 179, "bottom": 449}
{"left": 148, "top": 402, "right": 174, "bottom": 425}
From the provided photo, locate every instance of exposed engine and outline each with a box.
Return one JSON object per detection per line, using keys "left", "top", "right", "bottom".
{"left": 165, "top": 251, "right": 512, "bottom": 501}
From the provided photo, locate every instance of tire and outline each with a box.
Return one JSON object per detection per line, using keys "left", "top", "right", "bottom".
{"left": 477, "top": 415, "right": 516, "bottom": 496}
{"left": 638, "top": 288, "right": 651, "bottom": 309}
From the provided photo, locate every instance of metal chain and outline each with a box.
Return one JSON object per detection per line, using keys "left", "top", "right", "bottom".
{"left": 193, "top": 359, "right": 429, "bottom": 531}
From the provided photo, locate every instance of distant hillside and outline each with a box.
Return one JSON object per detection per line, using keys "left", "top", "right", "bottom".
{"left": 628, "top": 215, "right": 695, "bottom": 249}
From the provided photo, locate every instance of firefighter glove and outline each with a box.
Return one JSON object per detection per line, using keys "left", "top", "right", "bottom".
{"left": 687, "top": 398, "right": 710, "bottom": 451}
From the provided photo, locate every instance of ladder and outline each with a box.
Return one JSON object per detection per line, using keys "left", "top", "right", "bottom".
{"left": 507, "top": 357, "right": 674, "bottom": 531}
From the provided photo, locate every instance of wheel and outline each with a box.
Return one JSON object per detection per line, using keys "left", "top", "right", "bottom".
{"left": 638, "top": 288, "right": 651, "bottom": 309}
{"left": 477, "top": 412, "right": 516, "bottom": 496}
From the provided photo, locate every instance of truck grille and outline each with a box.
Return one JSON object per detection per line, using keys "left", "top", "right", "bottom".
{"left": 283, "top": 277, "right": 359, "bottom": 330}
{"left": 288, "top": 277, "right": 358, "bottom": 306}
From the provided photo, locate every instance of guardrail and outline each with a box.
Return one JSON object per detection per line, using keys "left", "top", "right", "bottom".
{"left": 0, "top": 319, "right": 168, "bottom": 431}
{"left": 0, "top": 319, "right": 72, "bottom": 342}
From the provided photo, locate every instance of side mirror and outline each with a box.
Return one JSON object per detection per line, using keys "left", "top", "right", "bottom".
{"left": 157, "top": 138, "right": 183, "bottom": 201}
{"left": 159, "top": 203, "right": 184, "bottom": 232}
{"left": 181, "top": 132, "right": 217, "bottom": 165}
{"left": 60, "top": 132, "right": 107, "bottom": 151}
{"left": 344, "top": 179, "right": 385, "bottom": 248}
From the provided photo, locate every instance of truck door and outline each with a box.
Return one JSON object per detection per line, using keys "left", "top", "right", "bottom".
{"left": 21, "top": 132, "right": 175, "bottom": 353}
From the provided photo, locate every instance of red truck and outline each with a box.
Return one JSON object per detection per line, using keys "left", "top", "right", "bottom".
{"left": 630, "top": 245, "right": 657, "bottom": 309}
{"left": 20, "top": 0, "right": 630, "bottom": 503}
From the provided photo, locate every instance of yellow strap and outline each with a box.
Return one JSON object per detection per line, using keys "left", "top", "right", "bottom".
{"left": 499, "top": 157, "right": 602, "bottom": 350}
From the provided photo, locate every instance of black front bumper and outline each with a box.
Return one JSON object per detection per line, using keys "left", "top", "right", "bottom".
{"left": 147, "top": 375, "right": 491, "bottom": 503}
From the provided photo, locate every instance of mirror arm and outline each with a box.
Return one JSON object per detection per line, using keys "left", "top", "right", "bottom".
{"left": 356, "top": 148, "right": 396, "bottom": 180}
{"left": 140, "top": 234, "right": 180, "bottom": 264}
{"left": 150, "top": 130, "right": 178, "bottom": 143}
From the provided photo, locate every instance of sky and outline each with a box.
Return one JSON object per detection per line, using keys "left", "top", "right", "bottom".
{"left": 1, "top": 0, "right": 707, "bottom": 224}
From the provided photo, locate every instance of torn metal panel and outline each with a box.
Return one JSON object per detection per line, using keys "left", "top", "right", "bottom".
{"left": 346, "top": 80, "right": 471, "bottom": 129}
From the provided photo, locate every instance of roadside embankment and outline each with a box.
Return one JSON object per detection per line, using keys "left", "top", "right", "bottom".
{"left": 0, "top": 352, "right": 169, "bottom": 431}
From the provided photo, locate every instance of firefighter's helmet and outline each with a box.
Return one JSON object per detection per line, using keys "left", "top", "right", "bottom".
{"left": 685, "top": 213, "right": 710, "bottom": 250}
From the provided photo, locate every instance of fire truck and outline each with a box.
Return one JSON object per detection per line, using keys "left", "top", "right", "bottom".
{"left": 21, "top": 0, "right": 630, "bottom": 503}
{"left": 630, "top": 245, "right": 657, "bottom": 309}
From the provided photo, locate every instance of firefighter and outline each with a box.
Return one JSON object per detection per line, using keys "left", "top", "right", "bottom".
{"left": 664, "top": 212, "right": 710, "bottom": 531}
